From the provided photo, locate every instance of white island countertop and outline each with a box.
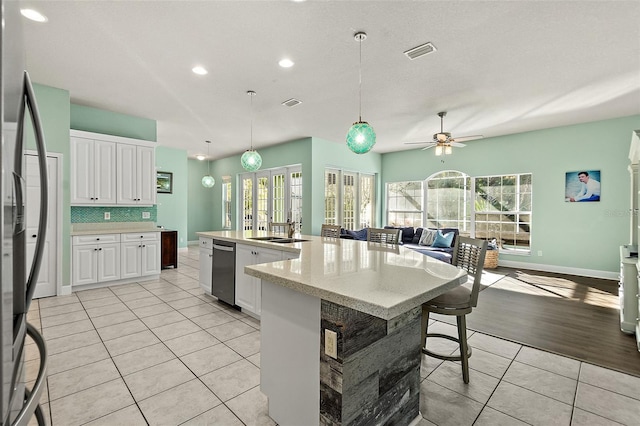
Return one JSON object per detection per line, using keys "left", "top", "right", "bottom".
{"left": 196, "top": 230, "right": 467, "bottom": 320}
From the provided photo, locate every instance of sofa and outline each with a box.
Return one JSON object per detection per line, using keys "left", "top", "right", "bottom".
{"left": 340, "top": 226, "right": 459, "bottom": 264}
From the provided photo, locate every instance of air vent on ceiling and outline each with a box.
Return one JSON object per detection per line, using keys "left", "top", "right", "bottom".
{"left": 404, "top": 42, "right": 437, "bottom": 60}
{"left": 282, "top": 98, "right": 302, "bottom": 107}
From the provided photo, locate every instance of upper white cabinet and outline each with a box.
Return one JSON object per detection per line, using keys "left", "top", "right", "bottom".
{"left": 117, "top": 144, "right": 156, "bottom": 205}
{"left": 70, "top": 130, "right": 156, "bottom": 206}
{"left": 70, "top": 137, "right": 117, "bottom": 204}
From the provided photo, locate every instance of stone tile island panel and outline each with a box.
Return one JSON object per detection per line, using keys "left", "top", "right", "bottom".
{"left": 320, "top": 300, "right": 421, "bottom": 425}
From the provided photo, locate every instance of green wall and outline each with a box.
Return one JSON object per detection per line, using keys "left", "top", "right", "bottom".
{"left": 381, "top": 115, "right": 640, "bottom": 274}
{"left": 156, "top": 146, "right": 188, "bottom": 247}
{"left": 70, "top": 104, "right": 156, "bottom": 141}
{"left": 187, "top": 159, "right": 215, "bottom": 242}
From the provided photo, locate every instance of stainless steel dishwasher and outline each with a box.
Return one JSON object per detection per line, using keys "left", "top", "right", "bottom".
{"left": 211, "top": 239, "right": 236, "bottom": 306}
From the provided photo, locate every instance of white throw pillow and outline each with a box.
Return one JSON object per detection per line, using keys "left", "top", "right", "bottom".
{"left": 419, "top": 229, "right": 437, "bottom": 246}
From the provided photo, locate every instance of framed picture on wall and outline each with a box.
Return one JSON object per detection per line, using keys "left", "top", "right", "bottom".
{"left": 157, "top": 171, "right": 173, "bottom": 194}
{"left": 565, "top": 170, "right": 600, "bottom": 202}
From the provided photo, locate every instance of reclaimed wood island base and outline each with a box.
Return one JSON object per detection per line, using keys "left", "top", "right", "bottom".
{"left": 260, "top": 280, "right": 422, "bottom": 425}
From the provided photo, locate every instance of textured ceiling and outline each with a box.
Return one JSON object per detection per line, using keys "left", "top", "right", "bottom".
{"left": 21, "top": 0, "right": 640, "bottom": 160}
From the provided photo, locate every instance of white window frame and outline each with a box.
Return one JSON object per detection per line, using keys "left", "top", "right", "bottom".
{"left": 386, "top": 181, "right": 424, "bottom": 228}
{"left": 222, "top": 176, "right": 232, "bottom": 229}
{"left": 239, "top": 164, "right": 302, "bottom": 231}
{"left": 324, "top": 168, "right": 375, "bottom": 230}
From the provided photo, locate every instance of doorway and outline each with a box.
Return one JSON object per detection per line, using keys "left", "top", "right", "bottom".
{"left": 25, "top": 152, "right": 61, "bottom": 299}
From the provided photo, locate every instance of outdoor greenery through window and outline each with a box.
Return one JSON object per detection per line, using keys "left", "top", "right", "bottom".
{"left": 475, "top": 174, "right": 531, "bottom": 252}
{"left": 386, "top": 171, "right": 532, "bottom": 253}
{"left": 324, "top": 168, "right": 375, "bottom": 230}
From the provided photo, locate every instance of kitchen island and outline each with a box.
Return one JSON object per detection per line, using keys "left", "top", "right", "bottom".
{"left": 196, "top": 230, "right": 467, "bottom": 425}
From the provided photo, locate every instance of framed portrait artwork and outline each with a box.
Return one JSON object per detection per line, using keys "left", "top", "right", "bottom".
{"left": 157, "top": 171, "right": 173, "bottom": 194}
{"left": 565, "top": 170, "right": 600, "bottom": 202}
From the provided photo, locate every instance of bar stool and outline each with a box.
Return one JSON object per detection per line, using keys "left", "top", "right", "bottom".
{"left": 421, "top": 236, "right": 488, "bottom": 383}
{"left": 320, "top": 224, "right": 341, "bottom": 238}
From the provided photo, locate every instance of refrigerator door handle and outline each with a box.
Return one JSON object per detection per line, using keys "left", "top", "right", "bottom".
{"left": 21, "top": 71, "right": 48, "bottom": 311}
{"left": 10, "top": 322, "right": 47, "bottom": 426}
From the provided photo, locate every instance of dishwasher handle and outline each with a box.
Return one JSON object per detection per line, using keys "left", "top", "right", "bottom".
{"left": 213, "top": 244, "right": 235, "bottom": 252}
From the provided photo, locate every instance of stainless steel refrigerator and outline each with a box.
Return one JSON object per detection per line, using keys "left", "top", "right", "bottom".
{"left": 1, "top": 0, "right": 49, "bottom": 424}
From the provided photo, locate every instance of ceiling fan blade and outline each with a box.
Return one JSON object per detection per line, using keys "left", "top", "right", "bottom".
{"left": 450, "top": 134, "right": 484, "bottom": 142}
{"left": 450, "top": 142, "right": 466, "bottom": 147}
{"left": 403, "top": 141, "right": 432, "bottom": 145}
{"left": 421, "top": 144, "right": 436, "bottom": 151}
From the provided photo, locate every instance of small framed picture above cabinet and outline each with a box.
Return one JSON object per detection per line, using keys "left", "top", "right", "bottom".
{"left": 157, "top": 171, "right": 173, "bottom": 194}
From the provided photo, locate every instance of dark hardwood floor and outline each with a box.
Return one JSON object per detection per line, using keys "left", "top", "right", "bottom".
{"left": 441, "top": 267, "right": 640, "bottom": 377}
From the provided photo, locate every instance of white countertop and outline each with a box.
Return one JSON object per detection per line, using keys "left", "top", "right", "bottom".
{"left": 197, "top": 230, "right": 467, "bottom": 320}
{"left": 71, "top": 222, "right": 160, "bottom": 236}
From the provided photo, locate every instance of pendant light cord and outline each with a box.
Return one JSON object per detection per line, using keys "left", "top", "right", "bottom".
{"left": 206, "top": 140, "right": 211, "bottom": 174}
{"left": 358, "top": 36, "right": 362, "bottom": 122}
{"left": 250, "top": 92, "right": 254, "bottom": 150}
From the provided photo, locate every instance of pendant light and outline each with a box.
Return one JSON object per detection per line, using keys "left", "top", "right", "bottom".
{"left": 201, "top": 140, "right": 215, "bottom": 188}
{"left": 346, "top": 31, "right": 376, "bottom": 154}
{"left": 241, "top": 90, "right": 262, "bottom": 172}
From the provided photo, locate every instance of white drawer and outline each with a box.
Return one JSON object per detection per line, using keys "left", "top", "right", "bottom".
{"left": 199, "top": 237, "right": 213, "bottom": 250}
{"left": 122, "top": 232, "right": 160, "bottom": 242}
{"left": 72, "top": 234, "right": 120, "bottom": 245}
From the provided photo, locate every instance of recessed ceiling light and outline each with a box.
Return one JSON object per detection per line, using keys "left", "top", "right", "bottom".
{"left": 192, "top": 66, "right": 208, "bottom": 75}
{"left": 20, "top": 9, "right": 48, "bottom": 22}
{"left": 196, "top": 154, "right": 206, "bottom": 161}
{"left": 278, "top": 58, "right": 294, "bottom": 68}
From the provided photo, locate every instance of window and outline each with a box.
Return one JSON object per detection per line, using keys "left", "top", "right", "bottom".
{"left": 324, "top": 168, "right": 375, "bottom": 230}
{"left": 240, "top": 165, "right": 302, "bottom": 231}
{"left": 222, "top": 177, "right": 232, "bottom": 229}
{"left": 425, "top": 171, "right": 471, "bottom": 232}
{"left": 385, "top": 171, "right": 532, "bottom": 253}
{"left": 386, "top": 181, "right": 423, "bottom": 228}
{"left": 325, "top": 169, "right": 338, "bottom": 225}
{"left": 474, "top": 173, "right": 531, "bottom": 252}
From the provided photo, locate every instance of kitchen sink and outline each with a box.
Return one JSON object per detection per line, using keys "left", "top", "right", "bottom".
{"left": 270, "top": 238, "right": 310, "bottom": 244}
{"left": 248, "top": 236, "right": 283, "bottom": 241}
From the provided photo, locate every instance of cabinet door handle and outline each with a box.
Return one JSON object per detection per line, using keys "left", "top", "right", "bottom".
{"left": 31, "top": 234, "right": 37, "bottom": 238}
{"left": 142, "top": 245, "right": 146, "bottom": 248}
{"left": 94, "top": 248, "right": 98, "bottom": 251}
{"left": 208, "top": 254, "right": 212, "bottom": 258}
{"left": 98, "top": 248, "right": 102, "bottom": 251}
{"left": 96, "top": 238, "right": 100, "bottom": 241}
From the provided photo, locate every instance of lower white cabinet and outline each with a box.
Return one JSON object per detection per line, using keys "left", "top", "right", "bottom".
{"left": 235, "top": 244, "right": 287, "bottom": 317}
{"left": 199, "top": 237, "right": 213, "bottom": 293}
{"left": 72, "top": 231, "right": 160, "bottom": 287}
{"left": 121, "top": 232, "right": 161, "bottom": 279}
{"left": 72, "top": 234, "right": 121, "bottom": 286}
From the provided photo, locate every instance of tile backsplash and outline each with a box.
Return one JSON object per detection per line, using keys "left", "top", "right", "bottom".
{"left": 71, "top": 206, "right": 157, "bottom": 223}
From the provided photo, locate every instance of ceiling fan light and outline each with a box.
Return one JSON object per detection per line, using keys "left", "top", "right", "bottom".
{"left": 435, "top": 145, "right": 443, "bottom": 156}
{"left": 444, "top": 145, "right": 452, "bottom": 155}
{"left": 346, "top": 121, "right": 376, "bottom": 154}
{"left": 241, "top": 149, "right": 262, "bottom": 172}
{"left": 201, "top": 175, "right": 215, "bottom": 188}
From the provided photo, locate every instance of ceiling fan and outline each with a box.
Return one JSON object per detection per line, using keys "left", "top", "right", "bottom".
{"left": 404, "top": 111, "right": 483, "bottom": 155}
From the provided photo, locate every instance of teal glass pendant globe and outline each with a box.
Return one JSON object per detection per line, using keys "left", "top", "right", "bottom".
{"left": 346, "top": 121, "right": 376, "bottom": 154}
{"left": 201, "top": 175, "right": 215, "bottom": 188}
{"left": 241, "top": 149, "right": 262, "bottom": 171}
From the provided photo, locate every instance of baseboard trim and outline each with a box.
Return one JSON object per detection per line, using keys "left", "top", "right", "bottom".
{"left": 188, "top": 240, "right": 199, "bottom": 246}
{"left": 498, "top": 259, "right": 618, "bottom": 281}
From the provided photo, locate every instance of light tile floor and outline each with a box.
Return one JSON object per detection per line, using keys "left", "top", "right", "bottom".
{"left": 24, "top": 246, "right": 640, "bottom": 425}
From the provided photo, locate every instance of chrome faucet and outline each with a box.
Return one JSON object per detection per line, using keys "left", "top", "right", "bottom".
{"left": 288, "top": 221, "right": 295, "bottom": 238}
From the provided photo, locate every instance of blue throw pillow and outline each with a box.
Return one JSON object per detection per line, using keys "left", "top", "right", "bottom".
{"left": 432, "top": 230, "right": 454, "bottom": 248}
{"left": 347, "top": 228, "right": 368, "bottom": 241}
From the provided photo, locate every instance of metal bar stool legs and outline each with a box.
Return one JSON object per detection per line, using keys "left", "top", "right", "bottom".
{"left": 421, "top": 311, "right": 473, "bottom": 383}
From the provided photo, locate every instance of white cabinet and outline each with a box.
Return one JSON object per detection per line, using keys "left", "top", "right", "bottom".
{"left": 72, "top": 234, "right": 121, "bottom": 286}
{"left": 117, "top": 144, "right": 156, "bottom": 205}
{"left": 70, "top": 130, "right": 156, "bottom": 206}
{"left": 235, "top": 244, "right": 287, "bottom": 317}
{"left": 199, "top": 238, "right": 213, "bottom": 293}
{"left": 121, "top": 232, "right": 161, "bottom": 279}
{"left": 70, "top": 137, "right": 117, "bottom": 205}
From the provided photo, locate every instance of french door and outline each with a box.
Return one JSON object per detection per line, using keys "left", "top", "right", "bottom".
{"left": 241, "top": 165, "right": 302, "bottom": 231}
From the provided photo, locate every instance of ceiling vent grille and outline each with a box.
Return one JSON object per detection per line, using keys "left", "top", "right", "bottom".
{"left": 282, "top": 98, "right": 302, "bottom": 107}
{"left": 404, "top": 42, "right": 437, "bottom": 60}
